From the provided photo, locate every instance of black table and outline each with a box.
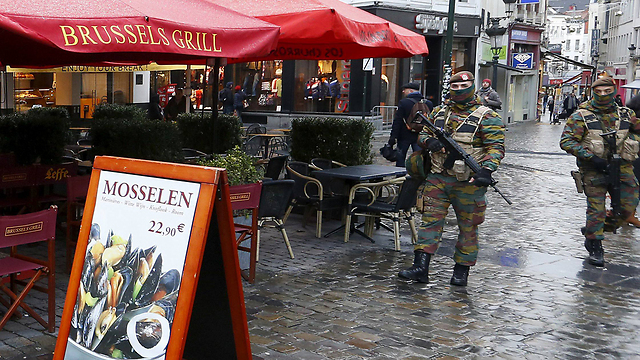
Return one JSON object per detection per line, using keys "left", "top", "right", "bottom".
{"left": 312, "top": 165, "right": 407, "bottom": 241}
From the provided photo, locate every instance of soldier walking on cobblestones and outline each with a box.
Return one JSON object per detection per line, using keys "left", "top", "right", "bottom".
{"left": 560, "top": 77, "right": 640, "bottom": 267}
{"left": 398, "top": 71, "right": 506, "bottom": 286}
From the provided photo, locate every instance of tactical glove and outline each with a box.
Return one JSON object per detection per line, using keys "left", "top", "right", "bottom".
{"left": 471, "top": 168, "right": 493, "bottom": 187}
{"left": 388, "top": 138, "right": 396, "bottom": 146}
{"left": 425, "top": 138, "right": 445, "bottom": 153}
{"left": 590, "top": 156, "right": 608, "bottom": 173}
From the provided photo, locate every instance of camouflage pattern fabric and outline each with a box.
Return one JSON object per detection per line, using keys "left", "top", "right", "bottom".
{"left": 560, "top": 100, "right": 640, "bottom": 239}
{"left": 582, "top": 170, "right": 639, "bottom": 240}
{"left": 415, "top": 173, "right": 487, "bottom": 266}
{"left": 415, "top": 95, "right": 505, "bottom": 266}
{"left": 419, "top": 96, "right": 505, "bottom": 171}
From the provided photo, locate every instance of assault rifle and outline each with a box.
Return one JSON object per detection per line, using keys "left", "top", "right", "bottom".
{"left": 416, "top": 112, "right": 512, "bottom": 205}
{"left": 600, "top": 130, "right": 622, "bottom": 219}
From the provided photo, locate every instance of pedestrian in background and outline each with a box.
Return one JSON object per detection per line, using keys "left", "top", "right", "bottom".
{"left": 387, "top": 82, "right": 431, "bottom": 167}
{"left": 548, "top": 96, "right": 555, "bottom": 123}
{"left": 164, "top": 88, "right": 187, "bottom": 121}
{"left": 398, "top": 71, "right": 505, "bottom": 286}
{"left": 219, "top": 81, "right": 235, "bottom": 115}
{"left": 147, "top": 94, "right": 164, "bottom": 120}
{"left": 560, "top": 77, "right": 640, "bottom": 267}
{"left": 624, "top": 92, "right": 640, "bottom": 227}
{"left": 476, "top": 78, "right": 502, "bottom": 111}
{"left": 233, "top": 85, "right": 247, "bottom": 122}
{"left": 615, "top": 94, "right": 623, "bottom": 107}
{"left": 543, "top": 93, "right": 549, "bottom": 114}
{"left": 563, "top": 91, "right": 578, "bottom": 118}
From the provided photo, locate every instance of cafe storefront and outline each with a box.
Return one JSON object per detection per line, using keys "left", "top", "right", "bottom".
{"left": 2, "top": 64, "right": 212, "bottom": 119}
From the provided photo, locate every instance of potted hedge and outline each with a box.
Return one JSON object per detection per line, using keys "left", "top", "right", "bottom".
{"left": 198, "top": 146, "right": 264, "bottom": 212}
{"left": 199, "top": 146, "right": 264, "bottom": 281}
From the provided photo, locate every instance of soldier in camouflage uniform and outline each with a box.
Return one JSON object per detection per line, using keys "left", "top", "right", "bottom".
{"left": 560, "top": 77, "right": 640, "bottom": 267}
{"left": 398, "top": 71, "right": 505, "bottom": 286}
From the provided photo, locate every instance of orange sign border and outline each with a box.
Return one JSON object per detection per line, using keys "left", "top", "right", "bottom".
{"left": 53, "top": 156, "right": 251, "bottom": 360}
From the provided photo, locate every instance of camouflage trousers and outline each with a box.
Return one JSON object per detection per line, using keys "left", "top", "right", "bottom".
{"left": 582, "top": 170, "right": 639, "bottom": 241}
{"left": 415, "top": 173, "right": 487, "bottom": 266}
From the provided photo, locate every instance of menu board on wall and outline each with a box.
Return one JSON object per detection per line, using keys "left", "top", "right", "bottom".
{"left": 54, "top": 156, "right": 252, "bottom": 360}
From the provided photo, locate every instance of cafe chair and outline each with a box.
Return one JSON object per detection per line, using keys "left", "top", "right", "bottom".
{"left": 310, "top": 158, "right": 346, "bottom": 170}
{"left": 245, "top": 123, "right": 267, "bottom": 136}
{"left": 284, "top": 162, "right": 346, "bottom": 238}
{"left": 256, "top": 180, "right": 295, "bottom": 261}
{"left": 344, "top": 176, "right": 421, "bottom": 251}
{"left": 182, "top": 148, "right": 210, "bottom": 164}
{"left": 230, "top": 182, "right": 262, "bottom": 284}
{"left": 268, "top": 136, "right": 290, "bottom": 158}
{"left": 256, "top": 155, "right": 288, "bottom": 180}
{"left": 0, "top": 206, "right": 57, "bottom": 332}
{"left": 66, "top": 175, "right": 91, "bottom": 272}
{"left": 243, "top": 135, "right": 265, "bottom": 158}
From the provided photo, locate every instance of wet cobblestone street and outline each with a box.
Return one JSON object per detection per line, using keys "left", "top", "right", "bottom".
{"left": 2, "top": 116, "right": 640, "bottom": 359}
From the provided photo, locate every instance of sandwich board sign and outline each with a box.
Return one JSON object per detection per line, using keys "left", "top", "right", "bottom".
{"left": 54, "top": 156, "right": 251, "bottom": 360}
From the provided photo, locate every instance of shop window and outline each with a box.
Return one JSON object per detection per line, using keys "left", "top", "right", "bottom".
{"left": 226, "top": 61, "right": 282, "bottom": 112}
{"left": 381, "top": 59, "right": 399, "bottom": 107}
{"left": 294, "top": 60, "right": 342, "bottom": 113}
{"left": 14, "top": 72, "right": 56, "bottom": 113}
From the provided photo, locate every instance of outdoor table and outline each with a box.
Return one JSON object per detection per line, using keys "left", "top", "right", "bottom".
{"left": 312, "top": 165, "right": 407, "bottom": 242}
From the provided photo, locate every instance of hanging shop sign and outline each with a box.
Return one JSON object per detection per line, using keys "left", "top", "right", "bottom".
{"left": 54, "top": 156, "right": 251, "bottom": 360}
{"left": 512, "top": 53, "right": 534, "bottom": 69}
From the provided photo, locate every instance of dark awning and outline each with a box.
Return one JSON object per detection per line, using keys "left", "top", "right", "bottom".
{"left": 542, "top": 51, "right": 595, "bottom": 70}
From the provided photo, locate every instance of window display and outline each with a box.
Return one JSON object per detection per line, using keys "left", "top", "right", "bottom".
{"left": 225, "top": 61, "right": 282, "bottom": 111}
{"left": 295, "top": 60, "right": 343, "bottom": 113}
{"left": 14, "top": 73, "right": 56, "bottom": 113}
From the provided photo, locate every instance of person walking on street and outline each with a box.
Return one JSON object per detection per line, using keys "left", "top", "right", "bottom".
{"left": 548, "top": 96, "right": 555, "bottom": 123}
{"left": 164, "top": 88, "right": 187, "bottom": 121}
{"left": 563, "top": 91, "right": 579, "bottom": 118}
{"left": 543, "top": 94, "right": 548, "bottom": 115}
{"left": 219, "top": 81, "right": 235, "bottom": 115}
{"left": 398, "top": 71, "right": 505, "bottom": 286}
{"left": 387, "top": 82, "right": 432, "bottom": 167}
{"left": 233, "top": 85, "right": 247, "bottom": 122}
{"left": 560, "top": 77, "right": 640, "bottom": 267}
{"left": 476, "top": 78, "right": 502, "bottom": 111}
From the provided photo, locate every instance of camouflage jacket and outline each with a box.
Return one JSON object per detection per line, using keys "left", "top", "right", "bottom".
{"left": 419, "top": 95, "right": 506, "bottom": 171}
{"left": 560, "top": 100, "right": 640, "bottom": 172}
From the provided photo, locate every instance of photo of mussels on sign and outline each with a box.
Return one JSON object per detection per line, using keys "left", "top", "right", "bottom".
{"left": 69, "top": 223, "right": 181, "bottom": 359}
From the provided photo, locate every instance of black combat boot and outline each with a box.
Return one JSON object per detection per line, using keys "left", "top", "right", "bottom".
{"left": 398, "top": 251, "right": 430, "bottom": 283}
{"left": 585, "top": 239, "right": 605, "bottom": 267}
{"left": 450, "top": 263, "right": 470, "bottom": 286}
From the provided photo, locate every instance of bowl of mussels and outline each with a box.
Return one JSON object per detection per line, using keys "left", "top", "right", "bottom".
{"left": 67, "top": 224, "right": 181, "bottom": 359}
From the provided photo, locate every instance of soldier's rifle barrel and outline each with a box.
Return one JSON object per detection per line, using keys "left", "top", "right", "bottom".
{"left": 416, "top": 113, "right": 512, "bottom": 205}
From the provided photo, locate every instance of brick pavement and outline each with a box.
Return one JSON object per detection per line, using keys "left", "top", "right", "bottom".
{"left": 1, "top": 121, "right": 640, "bottom": 359}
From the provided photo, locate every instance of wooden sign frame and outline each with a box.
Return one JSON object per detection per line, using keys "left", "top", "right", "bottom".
{"left": 54, "top": 156, "right": 251, "bottom": 360}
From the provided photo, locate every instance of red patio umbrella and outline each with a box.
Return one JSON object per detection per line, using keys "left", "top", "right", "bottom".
{"left": 0, "top": 0, "right": 280, "bottom": 67}
{"left": 220, "top": 0, "right": 428, "bottom": 62}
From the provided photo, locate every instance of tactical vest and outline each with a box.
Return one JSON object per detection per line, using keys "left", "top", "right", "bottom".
{"left": 577, "top": 108, "right": 639, "bottom": 162}
{"left": 430, "top": 105, "right": 492, "bottom": 180}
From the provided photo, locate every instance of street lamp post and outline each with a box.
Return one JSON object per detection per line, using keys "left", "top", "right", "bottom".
{"left": 485, "top": 18, "right": 507, "bottom": 90}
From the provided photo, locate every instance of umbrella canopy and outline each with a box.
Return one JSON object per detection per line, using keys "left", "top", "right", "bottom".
{"left": 221, "top": 0, "right": 428, "bottom": 62}
{"left": 0, "top": 0, "right": 280, "bottom": 67}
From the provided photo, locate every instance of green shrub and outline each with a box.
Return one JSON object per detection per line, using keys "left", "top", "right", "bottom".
{"left": 0, "top": 107, "right": 71, "bottom": 165}
{"left": 92, "top": 104, "right": 147, "bottom": 121}
{"left": 289, "top": 117, "right": 374, "bottom": 166}
{"left": 92, "top": 105, "right": 182, "bottom": 162}
{"left": 176, "top": 113, "right": 243, "bottom": 154}
{"left": 198, "top": 146, "right": 263, "bottom": 186}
